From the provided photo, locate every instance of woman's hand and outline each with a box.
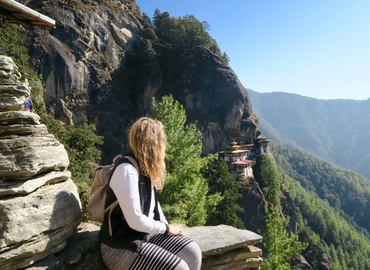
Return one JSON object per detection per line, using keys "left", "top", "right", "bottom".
{"left": 167, "top": 224, "right": 185, "bottom": 236}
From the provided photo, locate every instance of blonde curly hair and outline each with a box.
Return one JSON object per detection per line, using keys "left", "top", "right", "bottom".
{"left": 129, "top": 117, "right": 166, "bottom": 190}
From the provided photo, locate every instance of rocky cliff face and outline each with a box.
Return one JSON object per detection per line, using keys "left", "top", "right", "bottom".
{"left": 0, "top": 56, "right": 81, "bottom": 269}
{"left": 154, "top": 46, "right": 258, "bottom": 155}
{"left": 18, "top": 0, "right": 259, "bottom": 161}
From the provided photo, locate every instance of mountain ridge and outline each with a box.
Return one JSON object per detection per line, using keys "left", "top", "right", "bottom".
{"left": 248, "top": 89, "right": 370, "bottom": 180}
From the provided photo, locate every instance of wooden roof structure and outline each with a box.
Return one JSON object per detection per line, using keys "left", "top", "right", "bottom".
{"left": 0, "top": 0, "right": 55, "bottom": 28}
{"left": 230, "top": 159, "right": 254, "bottom": 165}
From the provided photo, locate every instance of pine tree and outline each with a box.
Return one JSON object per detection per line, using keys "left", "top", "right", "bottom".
{"left": 151, "top": 95, "right": 216, "bottom": 226}
{"left": 260, "top": 155, "right": 282, "bottom": 205}
{"left": 260, "top": 154, "right": 306, "bottom": 269}
{"left": 262, "top": 205, "right": 306, "bottom": 270}
{"left": 206, "top": 158, "right": 244, "bottom": 228}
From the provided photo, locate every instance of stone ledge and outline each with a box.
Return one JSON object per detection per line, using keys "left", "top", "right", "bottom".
{"left": 181, "top": 224, "right": 262, "bottom": 256}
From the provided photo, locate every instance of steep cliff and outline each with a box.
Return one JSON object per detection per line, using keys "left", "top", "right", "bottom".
{"left": 18, "top": 0, "right": 259, "bottom": 162}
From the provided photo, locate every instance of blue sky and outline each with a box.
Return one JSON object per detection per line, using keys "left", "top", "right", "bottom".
{"left": 136, "top": 0, "right": 370, "bottom": 100}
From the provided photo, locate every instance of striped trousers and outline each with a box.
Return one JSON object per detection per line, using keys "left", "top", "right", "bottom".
{"left": 101, "top": 234, "right": 202, "bottom": 270}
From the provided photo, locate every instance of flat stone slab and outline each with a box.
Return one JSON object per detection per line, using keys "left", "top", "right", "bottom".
{"left": 182, "top": 224, "right": 263, "bottom": 256}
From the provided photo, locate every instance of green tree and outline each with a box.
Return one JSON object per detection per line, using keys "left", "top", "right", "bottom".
{"left": 152, "top": 10, "right": 224, "bottom": 57}
{"left": 222, "top": 52, "right": 230, "bottom": 64}
{"left": 151, "top": 95, "right": 217, "bottom": 226}
{"left": 260, "top": 155, "right": 282, "bottom": 206}
{"left": 260, "top": 153, "right": 306, "bottom": 268}
{"left": 262, "top": 205, "right": 306, "bottom": 270}
{"left": 64, "top": 119, "right": 103, "bottom": 181}
{"left": 40, "top": 114, "right": 102, "bottom": 182}
{"left": 206, "top": 158, "right": 244, "bottom": 228}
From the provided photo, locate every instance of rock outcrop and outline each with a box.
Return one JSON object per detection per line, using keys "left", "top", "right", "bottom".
{"left": 0, "top": 56, "right": 81, "bottom": 269}
{"left": 154, "top": 46, "right": 259, "bottom": 155}
{"left": 238, "top": 174, "right": 268, "bottom": 234}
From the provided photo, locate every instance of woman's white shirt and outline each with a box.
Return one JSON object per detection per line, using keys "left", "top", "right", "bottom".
{"left": 109, "top": 163, "right": 167, "bottom": 235}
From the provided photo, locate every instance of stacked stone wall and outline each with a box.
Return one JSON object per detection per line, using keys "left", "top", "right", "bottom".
{"left": 0, "top": 56, "right": 81, "bottom": 269}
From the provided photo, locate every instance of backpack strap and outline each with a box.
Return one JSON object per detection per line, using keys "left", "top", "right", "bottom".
{"left": 123, "top": 156, "right": 139, "bottom": 172}
{"left": 105, "top": 155, "right": 140, "bottom": 236}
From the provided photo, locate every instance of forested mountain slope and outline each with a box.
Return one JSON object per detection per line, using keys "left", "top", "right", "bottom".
{"left": 248, "top": 89, "right": 370, "bottom": 180}
{"left": 271, "top": 142, "right": 370, "bottom": 268}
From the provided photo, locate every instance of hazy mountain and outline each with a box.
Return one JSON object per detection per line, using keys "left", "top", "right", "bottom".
{"left": 248, "top": 89, "right": 370, "bottom": 180}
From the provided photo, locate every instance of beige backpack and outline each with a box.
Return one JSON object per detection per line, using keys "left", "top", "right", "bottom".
{"left": 87, "top": 155, "right": 138, "bottom": 222}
